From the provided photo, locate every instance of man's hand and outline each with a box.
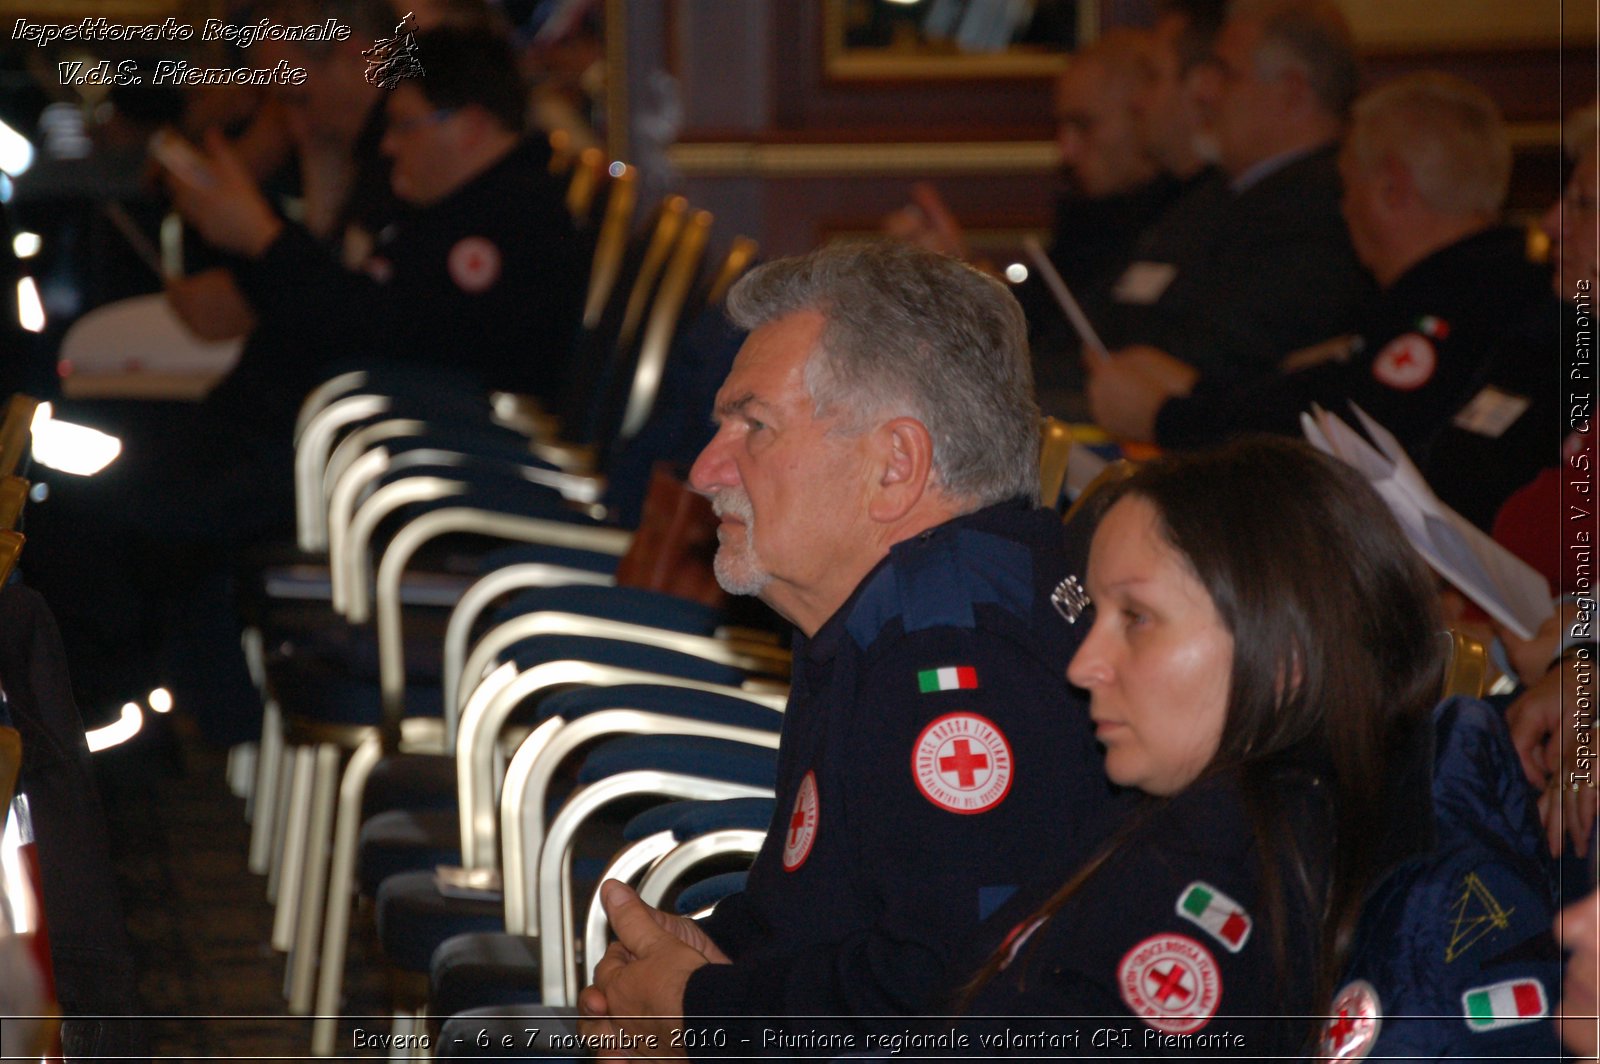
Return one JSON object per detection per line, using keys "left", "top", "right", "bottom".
{"left": 884, "top": 183, "right": 969, "bottom": 260}
{"left": 576, "top": 881, "right": 728, "bottom": 1059}
{"left": 1497, "top": 606, "right": 1573, "bottom": 686}
{"left": 1507, "top": 657, "right": 1598, "bottom": 857}
{"left": 1556, "top": 889, "right": 1600, "bottom": 1064}
{"left": 1085, "top": 345, "right": 1199, "bottom": 443}
{"left": 165, "top": 268, "right": 256, "bottom": 341}
{"left": 166, "top": 129, "right": 284, "bottom": 258}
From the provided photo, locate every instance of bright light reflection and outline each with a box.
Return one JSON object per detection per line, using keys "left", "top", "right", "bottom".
{"left": 1, "top": 798, "right": 39, "bottom": 933}
{"left": 0, "top": 119, "right": 34, "bottom": 176}
{"left": 16, "top": 278, "right": 43, "bottom": 332}
{"left": 30, "top": 402, "right": 123, "bottom": 476}
{"left": 1005, "top": 262, "right": 1029, "bottom": 284}
{"left": 11, "top": 232, "right": 39, "bottom": 259}
{"left": 85, "top": 702, "right": 143, "bottom": 753}
{"left": 148, "top": 687, "right": 173, "bottom": 713}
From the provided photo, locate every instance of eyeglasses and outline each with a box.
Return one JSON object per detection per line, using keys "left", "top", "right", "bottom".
{"left": 385, "top": 108, "right": 457, "bottom": 137}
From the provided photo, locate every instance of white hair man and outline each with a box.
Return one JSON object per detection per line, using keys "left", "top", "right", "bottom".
{"left": 572, "top": 240, "right": 1127, "bottom": 1046}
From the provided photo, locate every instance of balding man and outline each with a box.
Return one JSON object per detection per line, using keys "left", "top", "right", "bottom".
{"left": 571, "top": 242, "right": 1124, "bottom": 1049}
{"left": 1088, "top": 74, "right": 1553, "bottom": 465}
{"left": 1093, "top": 0, "right": 1371, "bottom": 375}
{"left": 889, "top": 30, "right": 1183, "bottom": 295}
{"left": 1134, "top": 0, "right": 1228, "bottom": 186}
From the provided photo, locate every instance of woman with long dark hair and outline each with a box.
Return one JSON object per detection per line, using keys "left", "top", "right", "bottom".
{"left": 958, "top": 437, "right": 1444, "bottom": 1055}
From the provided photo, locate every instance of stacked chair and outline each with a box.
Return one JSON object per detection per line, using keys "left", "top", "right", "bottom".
{"left": 208, "top": 151, "right": 798, "bottom": 1056}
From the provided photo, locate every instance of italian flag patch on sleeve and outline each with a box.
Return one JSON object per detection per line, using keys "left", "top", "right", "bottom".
{"left": 1462, "top": 979, "right": 1546, "bottom": 1032}
{"left": 917, "top": 666, "right": 978, "bottom": 693}
{"left": 1175, "top": 881, "right": 1252, "bottom": 952}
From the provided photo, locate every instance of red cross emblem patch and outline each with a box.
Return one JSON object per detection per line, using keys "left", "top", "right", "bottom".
{"left": 781, "top": 770, "right": 819, "bottom": 871}
{"left": 1117, "top": 934, "right": 1222, "bottom": 1034}
{"left": 911, "top": 712, "right": 1013, "bottom": 815}
{"left": 447, "top": 236, "right": 502, "bottom": 293}
{"left": 1320, "top": 979, "right": 1381, "bottom": 1059}
{"left": 1371, "top": 333, "right": 1436, "bottom": 391}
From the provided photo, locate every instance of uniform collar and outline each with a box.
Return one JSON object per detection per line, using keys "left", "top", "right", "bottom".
{"left": 798, "top": 498, "right": 1036, "bottom": 666}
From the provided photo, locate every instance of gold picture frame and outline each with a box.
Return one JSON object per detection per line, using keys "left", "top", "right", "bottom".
{"left": 823, "top": 0, "right": 1096, "bottom": 80}
{"left": 1342, "top": 0, "right": 1585, "bottom": 50}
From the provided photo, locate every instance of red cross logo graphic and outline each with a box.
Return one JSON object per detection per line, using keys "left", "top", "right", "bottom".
{"left": 1118, "top": 935, "right": 1220, "bottom": 1035}
{"left": 448, "top": 236, "right": 501, "bottom": 293}
{"left": 1373, "top": 334, "right": 1435, "bottom": 391}
{"left": 1325, "top": 1009, "right": 1356, "bottom": 1046}
{"left": 781, "top": 771, "right": 818, "bottom": 872}
{"left": 912, "top": 712, "right": 1014, "bottom": 814}
{"left": 1147, "top": 963, "right": 1193, "bottom": 1005}
{"left": 939, "top": 739, "right": 989, "bottom": 787}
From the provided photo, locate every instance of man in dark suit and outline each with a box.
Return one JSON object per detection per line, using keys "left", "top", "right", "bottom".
{"left": 1088, "top": 0, "right": 1371, "bottom": 383}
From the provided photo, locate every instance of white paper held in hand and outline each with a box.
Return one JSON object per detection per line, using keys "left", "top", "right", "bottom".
{"left": 1301, "top": 404, "right": 1553, "bottom": 640}
{"left": 1021, "top": 235, "right": 1109, "bottom": 363}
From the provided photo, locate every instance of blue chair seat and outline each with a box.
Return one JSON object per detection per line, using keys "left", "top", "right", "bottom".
{"left": 376, "top": 870, "right": 505, "bottom": 973}
{"left": 359, "top": 809, "right": 463, "bottom": 899}
{"left": 431, "top": 933, "right": 543, "bottom": 1019}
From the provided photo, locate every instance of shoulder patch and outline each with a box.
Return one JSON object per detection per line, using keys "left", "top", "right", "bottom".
{"left": 781, "top": 771, "right": 819, "bottom": 871}
{"left": 911, "top": 712, "right": 1013, "bottom": 814}
{"left": 1415, "top": 314, "right": 1450, "bottom": 339}
{"left": 1174, "top": 882, "right": 1252, "bottom": 952}
{"left": 1371, "top": 333, "right": 1436, "bottom": 391}
{"left": 846, "top": 529, "right": 1032, "bottom": 648}
{"left": 1320, "top": 979, "right": 1382, "bottom": 1059}
{"left": 917, "top": 666, "right": 978, "bottom": 694}
{"left": 1462, "top": 978, "right": 1547, "bottom": 1032}
{"left": 1445, "top": 871, "right": 1513, "bottom": 964}
{"left": 1118, "top": 933, "right": 1222, "bottom": 1034}
{"left": 448, "top": 236, "right": 502, "bottom": 293}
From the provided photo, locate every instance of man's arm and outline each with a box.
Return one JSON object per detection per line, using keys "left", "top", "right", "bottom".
{"left": 682, "top": 624, "right": 1117, "bottom": 1043}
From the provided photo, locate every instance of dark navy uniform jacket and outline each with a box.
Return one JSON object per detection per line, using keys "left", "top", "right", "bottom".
{"left": 1154, "top": 226, "right": 1554, "bottom": 461}
{"left": 682, "top": 500, "right": 1126, "bottom": 1049}
{"left": 1098, "top": 145, "right": 1373, "bottom": 375}
{"left": 958, "top": 768, "right": 1331, "bottom": 1058}
{"left": 1326, "top": 698, "right": 1562, "bottom": 1063}
{"left": 1424, "top": 293, "right": 1568, "bottom": 531}
{"left": 218, "top": 135, "right": 585, "bottom": 445}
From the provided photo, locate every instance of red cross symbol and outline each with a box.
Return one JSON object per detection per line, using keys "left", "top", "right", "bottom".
{"left": 1147, "top": 963, "right": 1193, "bottom": 1005}
{"left": 939, "top": 739, "right": 989, "bottom": 787}
{"left": 1391, "top": 349, "right": 1413, "bottom": 367}
{"left": 788, "top": 806, "right": 806, "bottom": 846}
{"left": 1325, "top": 1009, "right": 1356, "bottom": 1045}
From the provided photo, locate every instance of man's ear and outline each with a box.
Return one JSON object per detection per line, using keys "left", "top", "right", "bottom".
{"left": 1380, "top": 155, "right": 1417, "bottom": 212}
{"left": 867, "top": 416, "right": 935, "bottom": 523}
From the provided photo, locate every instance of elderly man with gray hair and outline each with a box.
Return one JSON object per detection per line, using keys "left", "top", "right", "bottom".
{"left": 1089, "top": 71, "right": 1553, "bottom": 476}
{"left": 567, "top": 240, "right": 1124, "bottom": 1051}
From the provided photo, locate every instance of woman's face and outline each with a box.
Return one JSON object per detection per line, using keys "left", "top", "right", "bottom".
{"left": 1068, "top": 496, "right": 1235, "bottom": 796}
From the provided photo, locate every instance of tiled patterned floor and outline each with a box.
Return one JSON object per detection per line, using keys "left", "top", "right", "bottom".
{"left": 100, "top": 727, "right": 390, "bottom": 1060}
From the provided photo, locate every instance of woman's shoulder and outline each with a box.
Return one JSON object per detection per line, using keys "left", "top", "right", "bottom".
{"left": 1142, "top": 765, "right": 1331, "bottom": 866}
{"left": 970, "top": 770, "right": 1331, "bottom": 1050}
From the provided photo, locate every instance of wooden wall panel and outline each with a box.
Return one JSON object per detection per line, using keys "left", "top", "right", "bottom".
{"left": 625, "top": 0, "right": 1574, "bottom": 258}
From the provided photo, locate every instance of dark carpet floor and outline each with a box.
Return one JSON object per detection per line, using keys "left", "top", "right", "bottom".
{"left": 97, "top": 720, "right": 393, "bottom": 1061}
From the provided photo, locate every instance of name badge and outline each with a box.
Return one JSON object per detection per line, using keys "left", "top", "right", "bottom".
{"left": 1452, "top": 386, "right": 1530, "bottom": 439}
{"left": 1114, "top": 261, "right": 1178, "bottom": 305}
